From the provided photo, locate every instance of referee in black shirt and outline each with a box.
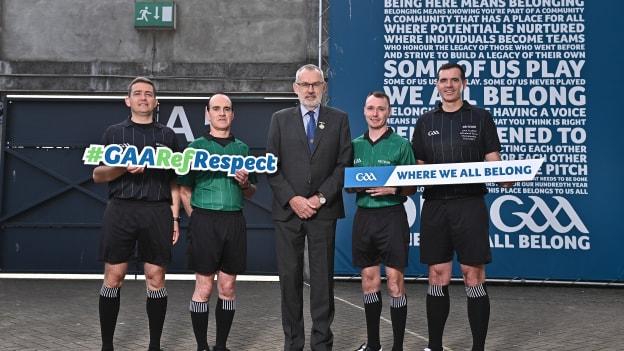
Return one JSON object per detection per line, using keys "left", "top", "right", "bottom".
{"left": 411, "top": 63, "right": 512, "bottom": 351}
{"left": 93, "top": 77, "right": 181, "bottom": 351}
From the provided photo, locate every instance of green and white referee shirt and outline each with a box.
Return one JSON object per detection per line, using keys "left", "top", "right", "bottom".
{"left": 352, "top": 128, "right": 415, "bottom": 208}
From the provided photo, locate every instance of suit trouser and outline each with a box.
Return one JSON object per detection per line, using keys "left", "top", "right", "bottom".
{"left": 274, "top": 218, "right": 336, "bottom": 351}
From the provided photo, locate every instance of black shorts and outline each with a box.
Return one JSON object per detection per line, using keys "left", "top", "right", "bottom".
{"left": 419, "top": 196, "right": 491, "bottom": 265}
{"left": 352, "top": 205, "right": 410, "bottom": 269}
{"left": 187, "top": 208, "right": 247, "bottom": 275}
{"left": 99, "top": 199, "right": 173, "bottom": 266}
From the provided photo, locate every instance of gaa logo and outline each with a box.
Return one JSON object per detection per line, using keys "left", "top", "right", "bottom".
{"left": 355, "top": 172, "right": 377, "bottom": 182}
{"left": 490, "top": 195, "right": 588, "bottom": 234}
{"left": 427, "top": 130, "right": 440, "bottom": 136}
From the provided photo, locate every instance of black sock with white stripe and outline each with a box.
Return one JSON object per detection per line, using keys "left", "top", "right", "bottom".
{"left": 390, "top": 294, "right": 407, "bottom": 351}
{"left": 99, "top": 285, "right": 120, "bottom": 351}
{"left": 363, "top": 291, "right": 382, "bottom": 350}
{"left": 426, "top": 284, "right": 449, "bottom": 351}
{"left": 190, "top": 300, "right": 209, "bottom": 351}
{"left": 215, "top": 298, "right": 236, "bottom": 350}
{"left": 466, "top": 283, "right": 489, "bottom": 351}
{"left": 146, "top": 287, "right": 168, "bottom": 351}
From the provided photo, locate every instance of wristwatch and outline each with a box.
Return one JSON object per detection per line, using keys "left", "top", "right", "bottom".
{"left": 317, "top": 192, "right": 327, "bottom": 205}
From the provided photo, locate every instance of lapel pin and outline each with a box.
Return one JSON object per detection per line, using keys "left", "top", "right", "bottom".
{"left": 318, "top": 121, "right": 325, "bottom": 130}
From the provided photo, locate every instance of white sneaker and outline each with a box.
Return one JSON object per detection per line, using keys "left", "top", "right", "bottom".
{"left": 354, "top": 343, "right": 382, "bottom": 351}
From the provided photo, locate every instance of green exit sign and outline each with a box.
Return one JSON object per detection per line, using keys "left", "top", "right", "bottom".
{"left": 134, "top": 1, "right": 176, "bottom": 29}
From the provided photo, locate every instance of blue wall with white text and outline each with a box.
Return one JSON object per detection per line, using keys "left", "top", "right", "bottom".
{"left": 329, "top": 0, "right": 624, "bottom": 281}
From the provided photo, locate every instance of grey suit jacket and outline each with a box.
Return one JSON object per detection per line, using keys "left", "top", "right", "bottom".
{"left": 267, "top": 105, "right": 352, "bottom": 221}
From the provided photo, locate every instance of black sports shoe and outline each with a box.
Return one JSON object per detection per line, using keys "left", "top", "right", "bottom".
{"left": 355, "top": 343, "right": 382, "bottom": 351}
{"left": 212, "top": 346, "right": 229, "bottom": 351}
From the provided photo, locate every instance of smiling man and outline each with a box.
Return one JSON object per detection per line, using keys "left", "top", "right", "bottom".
{"left": 178, "top": 93, "right": 256, "bottom": 351}
{"left": 93, "top": 76, "right": 181, "bottom": 351}
{"left": 267, "top": 64, "right": 352, "bottom": 351}
{"left": 350, "top": 91, "right": 416, "bottom": 351}
{"left": 411, "top": 63, "right": 510, "bottom": 351}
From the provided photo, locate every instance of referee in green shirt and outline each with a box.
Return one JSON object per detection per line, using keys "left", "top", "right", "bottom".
{"left": 178, "top": 94, "right": 256, "bottom": 351}
{"left": 350, "top": 91, "right": 416, "bottom": 351}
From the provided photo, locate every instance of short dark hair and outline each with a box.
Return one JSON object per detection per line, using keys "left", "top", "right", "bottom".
{"left": 437, "top": 62, "right": 466, "bottom": 80}
{"left": 366, "top": 91, "right": 391, "bottom": 107}
{"left": 127, "top": 76, "right": 156, "bottom": 96}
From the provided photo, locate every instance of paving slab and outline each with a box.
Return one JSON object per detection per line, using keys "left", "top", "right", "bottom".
{"left": 0, "top": 279, "right": 622, "bottom": 350}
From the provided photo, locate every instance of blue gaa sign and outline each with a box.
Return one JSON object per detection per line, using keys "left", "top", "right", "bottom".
{"left": 344, "top": 159, "right": 544, "bottom": 188}
{"left": 134, "top": 1, "right": 176, "bottom": 29}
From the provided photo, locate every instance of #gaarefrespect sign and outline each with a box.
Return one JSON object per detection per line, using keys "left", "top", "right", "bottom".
{"left": 82, "top": 144, "right": 277, "bottom": 176}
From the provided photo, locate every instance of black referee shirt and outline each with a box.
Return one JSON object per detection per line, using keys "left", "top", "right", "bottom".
{"left": 100, "top": 117, "right": 181, "bottom": 202}
{"left": 411, "top": 101, "right": 501, "bottom": 200}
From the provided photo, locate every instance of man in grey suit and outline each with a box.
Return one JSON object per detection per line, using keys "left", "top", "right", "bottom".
{"left": 267, "top": 64, "right": 352, "bottom": 351}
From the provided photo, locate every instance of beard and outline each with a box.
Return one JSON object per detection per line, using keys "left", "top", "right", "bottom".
{"left": 298, "top": 95, "right": 322, "bottom": 109}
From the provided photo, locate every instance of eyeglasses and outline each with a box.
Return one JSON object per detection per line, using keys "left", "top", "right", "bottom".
{"left": 296, "top": 81, "right": 325, "bottom": 89}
